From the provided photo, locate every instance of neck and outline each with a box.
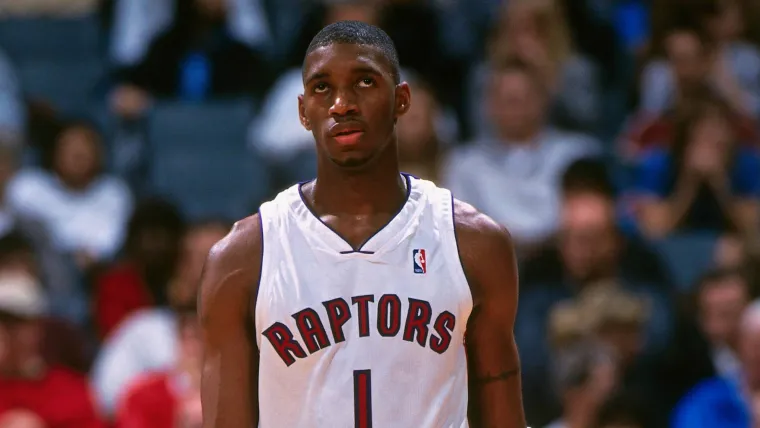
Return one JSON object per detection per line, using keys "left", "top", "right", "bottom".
{"left": 497, "top": 126, "right": 541, "bottom": 144}
{"left": 311, "top": 145, "right": 405, "bottom": 216}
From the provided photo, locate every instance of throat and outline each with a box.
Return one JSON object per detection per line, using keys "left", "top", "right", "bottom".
{"left": 301, "top": 174, "right": 410, "bottom": 251}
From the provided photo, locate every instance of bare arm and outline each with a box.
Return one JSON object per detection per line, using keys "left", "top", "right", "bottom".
{"left": 198, "top": 216, "right": 262, "bottom": 428}
{"left": 454, "top": 201, "right": 526, "bottom": 428}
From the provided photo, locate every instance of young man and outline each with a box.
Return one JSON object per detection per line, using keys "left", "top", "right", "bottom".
{"left": 199, "top": 21, "right": 525, "bottom": 428}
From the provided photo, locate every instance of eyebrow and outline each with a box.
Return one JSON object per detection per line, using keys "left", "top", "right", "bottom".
{"left": 304, "top": 66, "right": 384, "bottom": 86}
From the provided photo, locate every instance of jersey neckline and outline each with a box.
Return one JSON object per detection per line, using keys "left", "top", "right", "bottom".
{"left": 294, "top": 173, "right": 415, "bottom": 254}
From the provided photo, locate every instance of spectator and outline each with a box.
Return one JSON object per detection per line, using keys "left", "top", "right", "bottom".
{"left": 92, "top": 220, "right": 228, "bottom": 418}
{"left": 6, "top": 120, "right": 133, "bottom": 271}
{"left": 0, "top": 142, "right": 83, "bottom": 323}
{"left": 114, "top": 306, "right": 202, "bottom": 428}
{"left": 444, "top": 59, "right": 600, "bottom": 247}
{"left": 697, "top": 268, "right": 753, "bottom": 380}
{"left": 632, "top": 96, "right": 760, "bottom": 238}
{"left": 469, "top": 0, "right": 601, "bottom": 135}
{"left": 663, "top": 267, "right": 755, "bottom": 404}
{"left": 672, "top": 299, "right": 760, "bottom": 427}
{"left": 0, "top": 231, "right": 92, "bottom": 373}
{"left": 516, "top": 158, "right": 673, "bottom": 425}
{"left": 546, "top": 340, "right": 620, "bottom": 428}
{"left": 109, "top": 0, "right": 271, "bottom": 68}
{"left": 397, "top": 75, "right": 452, "bottom": 183}
{"left": 641, "top": 0, "right": 760, "bottom": 117}
{"left": 93, "top": 198, "right": 184, "bottom": 340}
{"left": 111, "top": 0, "right": 271, "bottom": 119}
{"left": 621, "top": 25, "right": 758, "bottom": 161}
{"left": 0, "top": 273, "right": 102, "bottom": 428}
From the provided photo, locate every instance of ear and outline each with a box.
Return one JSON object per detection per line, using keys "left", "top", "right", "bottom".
{"left": 298, "top": 94, "right": 311, "bottom": 131}
{"left": 394, "top": 82, "right": 411, "bottom": 119}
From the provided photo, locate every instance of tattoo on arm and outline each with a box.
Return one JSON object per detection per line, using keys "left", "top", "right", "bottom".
{"left": 473, "top": 368, "right": 520, "bottom": 385}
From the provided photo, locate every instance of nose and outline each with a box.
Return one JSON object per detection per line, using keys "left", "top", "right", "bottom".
{"left": 329, "top": 88, "right": 359, "bottom": 118}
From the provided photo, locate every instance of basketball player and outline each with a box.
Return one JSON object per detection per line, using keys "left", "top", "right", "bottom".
{"left": 198, "top": 21, "right": 526, "bottom": 428}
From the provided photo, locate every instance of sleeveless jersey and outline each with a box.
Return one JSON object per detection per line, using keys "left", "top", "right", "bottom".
{"left": 255, "top": 175, "right": 473, "bottom": 428}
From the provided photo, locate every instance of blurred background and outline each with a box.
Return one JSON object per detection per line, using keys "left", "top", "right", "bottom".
{"left": 0, "top": 0, "right": 759, "bottom": 427}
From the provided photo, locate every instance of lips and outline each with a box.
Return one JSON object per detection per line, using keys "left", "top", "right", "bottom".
{"left": 329, "top": 122, "right": 365, "bottom": 146}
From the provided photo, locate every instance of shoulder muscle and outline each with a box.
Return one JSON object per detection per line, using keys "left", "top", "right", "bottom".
{"left": 198, "top": 214, "right": 263, "bottom": 347}
{"left": 452, "top": 199, "right": 518, "bottom": 306}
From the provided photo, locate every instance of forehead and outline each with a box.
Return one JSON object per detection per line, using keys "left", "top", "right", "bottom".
{"left": 303, "top": 43, "right": 393, "bottom": 82}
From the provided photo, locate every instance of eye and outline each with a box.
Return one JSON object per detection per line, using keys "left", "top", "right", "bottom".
{"left": 313, "top": 83, "right": 328, "bottom": 93}
{"left": 357, "top": 77, "right": 375, "bottom": 88}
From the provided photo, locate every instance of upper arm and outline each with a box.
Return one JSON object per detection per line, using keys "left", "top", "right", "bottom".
{"left": 454, "top": 200, "right": 525, "bottom": 427}
{"left": 199, "top": 215, "right": 262, "bottom": 428}
{"left": 454, "top": 201, "right": 519, "bottom": 372}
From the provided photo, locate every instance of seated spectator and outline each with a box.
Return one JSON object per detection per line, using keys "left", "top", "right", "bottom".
{"left": 546, "top": 340, "right": 620, "bottom": 428}
{"left": 92, "top": 220, "right": 228, "bottom": 418}
{"left": 115, "top": 306, "right": 202, "bottom": 428}
{"left": 6, "top": 120, "right": 133, "bottom": 271}
{"left": 662, "top": 267, "right": 754, "bottom": 408}
{"left": 111, "top": 0, "right": 271, "bottom": 119}
{"left": 620, "top": 84, "right": 757, "bottom": 162}
{"left": 444, "top": 59, "right": 600, "bottom": 248}
{"left": 0, "top": 273, "right": 102, "bottom": 428}
{"left": 517, "top": 159, "right": 674, "bottom": 425}
{"left": 397, "top": 75, "right": 452, "bottom": 183}
{"left": 109, "top": 0, "right": 271, "bottom": 68}
{"left": 468, "top": 0, "right": 601, "bottom": 135}
{"left": 672, "top": 300, "right": 760, "bottom": 427}
{"left": 632, "top": 97, "right": 760, "bottom": 238}
{"left": 93, "top": 198, "right": 185, "bottom": 340}
{"left": 0, "top": 142, "right": 82, "bottom": 323}
{"left": 641, "top": 0, "right": 760, "bottom": 117}
{"left": 696, "top": 268, "right": 753, "bottom": 380}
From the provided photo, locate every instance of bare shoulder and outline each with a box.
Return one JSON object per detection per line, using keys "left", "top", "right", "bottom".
{"left": 452, "top": 199, "right": 517, "bottom": 302}
{"left": 452, "top": 199, "right": 515, "bottom": 262}
{"left": 198, "top": 214, "right": 263, "bottom": 343}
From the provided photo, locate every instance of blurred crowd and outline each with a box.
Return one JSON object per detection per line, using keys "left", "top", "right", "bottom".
{"left": 1, "top": 0, "right": 760, "bottom": 427}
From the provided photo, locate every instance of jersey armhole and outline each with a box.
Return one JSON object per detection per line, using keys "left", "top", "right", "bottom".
{"left": 253, "top": 204, "right": 273, "bottom": 351}
{"left": 439, "top": 191, "right": 475, "bottom": 311}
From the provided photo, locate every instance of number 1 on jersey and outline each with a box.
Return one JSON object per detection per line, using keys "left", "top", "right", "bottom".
{"left": 353, "top": 370, "right": 373, "bottom": 428}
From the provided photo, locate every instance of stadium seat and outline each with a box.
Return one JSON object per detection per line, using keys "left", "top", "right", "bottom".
{"left": 17, "top": 60, "right": 106, "bottom": 117}
{"left": 0, "top": 16, "right": 102, "bottom": 62}
{"left": 654, "top": 232, "right": 719, "bottom": 292}
{"left": 147, "top": 100, "right": 271, "bottom": 220}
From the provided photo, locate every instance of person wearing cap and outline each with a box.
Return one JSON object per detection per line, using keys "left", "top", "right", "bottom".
{"left": 0, "top": 273, "right": 103, "bottom": 428}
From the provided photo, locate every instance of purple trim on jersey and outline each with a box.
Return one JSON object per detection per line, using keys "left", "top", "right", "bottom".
{"left": 296, "top": 173, "right": 413, "bottom": 254}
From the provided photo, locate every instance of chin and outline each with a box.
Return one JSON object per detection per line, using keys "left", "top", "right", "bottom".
{"left": 330, "top": 154, "right": 375, "bottom": 170}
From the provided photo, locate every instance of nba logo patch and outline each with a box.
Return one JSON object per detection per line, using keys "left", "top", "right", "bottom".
{"left": 412, "top": 249, "right": 426, "bottom": 274}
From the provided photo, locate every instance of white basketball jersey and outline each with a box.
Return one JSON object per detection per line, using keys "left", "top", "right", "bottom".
{"left": 255, "top": 175, "right": 473, "bottom": 428}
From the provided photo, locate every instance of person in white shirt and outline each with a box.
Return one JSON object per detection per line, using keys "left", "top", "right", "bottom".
{"left": 6, "top": 120, "right": 133, "bottom": 270}
{"left": 443, "top": 58, "right": 600, "bottom": 248}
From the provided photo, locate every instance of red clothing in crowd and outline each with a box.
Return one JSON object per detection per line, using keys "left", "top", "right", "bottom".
{"left": 94, "top": 262, "right": 153, "bottom": 339}
{"left": 620, "top": 112, "right": 758, "bottom": 159}
{"left": 0, "top": 366, "right": 104, "bottom": 428}
{"left": 116, "top": 373, "right": 178, "bottom": 428}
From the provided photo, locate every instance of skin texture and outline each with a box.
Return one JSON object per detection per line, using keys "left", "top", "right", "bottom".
{"left": 199, "top": 41, "right": 525, "bottom": 428}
